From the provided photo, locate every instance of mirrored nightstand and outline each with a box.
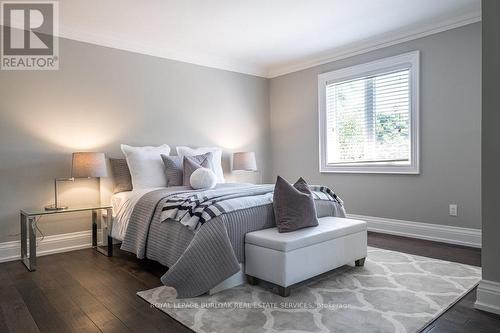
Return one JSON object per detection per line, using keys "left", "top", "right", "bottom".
{"left": 20, "top": 205, "right": 113, "bottom": 271}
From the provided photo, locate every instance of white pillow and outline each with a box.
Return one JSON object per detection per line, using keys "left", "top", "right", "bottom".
{"left": 190, "top": 168, "right": 217, "bottom": 189}
{"left": 176, "top": 146, "right": 225, "bottom": 183}
{"left": 121, "top": 144, "right": 171, "bottom": 189}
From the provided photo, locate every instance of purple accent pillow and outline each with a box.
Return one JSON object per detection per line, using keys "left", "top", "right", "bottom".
{"left": 273, "top": 176, "right": 319, "bottom": 233}
{"left": 161, "top": 155, "right": 183, "bottom": 186}
{"left": 109, "top": 158, "right": 132, "bottom": 193}
{"left": 182, "top": 153, "right": 212, "bottom": 186}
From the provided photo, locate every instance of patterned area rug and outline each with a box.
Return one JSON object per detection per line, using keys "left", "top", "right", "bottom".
{"left": 137, "top": 247, "right": 481, "bottom": 333}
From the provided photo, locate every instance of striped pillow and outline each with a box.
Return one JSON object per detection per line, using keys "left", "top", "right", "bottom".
{"left": 161, "top": 155, "right": 183, "bottom": 187}
{"left": 109, "top": 158, "right": 133, "bottom": 193}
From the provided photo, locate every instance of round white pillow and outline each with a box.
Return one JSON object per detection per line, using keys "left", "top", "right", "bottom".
{"left": 190, "top": 167, "right": 217, "bottom": 189}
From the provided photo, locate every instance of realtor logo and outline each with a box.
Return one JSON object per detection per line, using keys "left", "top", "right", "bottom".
{"left": 1, "top": 1, "right": 59, "bottom": 70}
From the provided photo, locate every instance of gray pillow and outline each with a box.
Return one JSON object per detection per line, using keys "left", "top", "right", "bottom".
{"left": 273, "top": 176, "right": 318, "bottom": 233}
{"left": 183, "top": 153, "right": 212, "bottom": 186}
{"left": 161, "top": 155, "right": 183, "bottom": 186}
{"left": 109, "top": 158, "right": 133, "bottom": 193}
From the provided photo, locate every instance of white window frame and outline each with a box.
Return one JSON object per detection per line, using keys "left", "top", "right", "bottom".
{"left": 318, "top": 51, "right": 420, "bottom": 174}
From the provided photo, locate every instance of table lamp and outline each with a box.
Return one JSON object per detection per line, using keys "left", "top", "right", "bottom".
{"left": 232, "top": 152, "right": 257, "bottom": 171}
{"left": 45, "top": 152, "right": 107, "bottom": 211}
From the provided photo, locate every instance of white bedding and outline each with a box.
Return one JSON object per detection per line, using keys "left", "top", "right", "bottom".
{"left": 111, "top": 186, "right": 191, "bottom": 240}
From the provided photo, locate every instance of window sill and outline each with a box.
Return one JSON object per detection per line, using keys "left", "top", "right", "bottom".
{"left": 320, "top": 165, "right": 420, "bottom": 174}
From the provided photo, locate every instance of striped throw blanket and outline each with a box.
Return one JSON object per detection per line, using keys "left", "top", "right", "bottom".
{"left": 160, "top": 184, "right": 343, "bottom": 230}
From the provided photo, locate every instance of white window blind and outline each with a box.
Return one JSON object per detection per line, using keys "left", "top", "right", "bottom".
{"left": 326, "top": 69, "right": 410, "bottom": 165}
{"left": 318, "top": 51, "right": 419, "bottom": 174}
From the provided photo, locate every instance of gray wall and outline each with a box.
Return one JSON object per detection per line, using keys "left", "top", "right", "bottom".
{"left": 481, "top": 0, "right": 500, "bottom": 283}
{"left": 0, "top": 37, "right": 270, "bottom": 243}
{"left": 270, "top": 23, "right": 481, "bottom": 229}
{"left": 0, "top": 22, "right": 483, "bottom": 244}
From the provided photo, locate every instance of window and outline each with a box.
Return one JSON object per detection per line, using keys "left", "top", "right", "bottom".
{"left": 318, "top": 51, "right": 419, "bottom": 174}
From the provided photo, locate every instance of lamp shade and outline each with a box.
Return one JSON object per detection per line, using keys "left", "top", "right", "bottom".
{"left": 71, "top": 152, "right": 107, "bottom": 178}
{"left": 232, "top": 152, "right": 257, "bottom": 171}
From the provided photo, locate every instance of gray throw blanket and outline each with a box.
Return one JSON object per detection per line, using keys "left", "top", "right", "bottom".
{"left": 160, "top": 184, "right": 342, "bottom": 230}
{"left": 121, "top": 183, "right": 345, "bottom": 298}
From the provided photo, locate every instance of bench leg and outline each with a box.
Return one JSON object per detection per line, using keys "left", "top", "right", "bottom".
{"left": 277, "top": 286, "right": 291, "bottom": 297}
{"left": 355, "top": 257, "right": 366, "bottom": 267}
{"left": 247, "top": 275, "right": 259, "bottom": 285}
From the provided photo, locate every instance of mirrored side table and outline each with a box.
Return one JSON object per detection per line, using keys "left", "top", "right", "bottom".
{"left": 20, "top": 206, "right": 113, "bottom": 271}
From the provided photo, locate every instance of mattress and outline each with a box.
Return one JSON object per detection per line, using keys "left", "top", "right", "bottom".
{"left": 120, "top": 184, "right": 346, "bottom": 297}
{"left": 110, "top": 186, "right": 191, "bottom": 240}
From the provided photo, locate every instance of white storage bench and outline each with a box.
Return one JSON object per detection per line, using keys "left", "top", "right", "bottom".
{"left": 245, "top": 217, "right": 367, "bottom": 297}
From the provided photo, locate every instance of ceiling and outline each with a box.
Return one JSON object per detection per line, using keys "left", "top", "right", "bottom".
{"left": 54, "top": 0, "right": 480, "bottom": 77}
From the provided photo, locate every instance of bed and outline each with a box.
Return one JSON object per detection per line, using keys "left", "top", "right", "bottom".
{"left": 109, "top": 182, "right": 346, "bottom": 298}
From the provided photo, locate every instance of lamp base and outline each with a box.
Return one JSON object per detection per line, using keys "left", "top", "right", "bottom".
{"left": 45, "top": 205, "right": 68, "bottom": 211}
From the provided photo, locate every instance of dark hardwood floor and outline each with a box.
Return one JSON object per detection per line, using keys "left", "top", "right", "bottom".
{"left": 0, "top": 232, "right": 499, "bottom": 333}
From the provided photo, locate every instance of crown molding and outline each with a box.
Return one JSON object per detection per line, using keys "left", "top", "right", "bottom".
{"left": 3, "top": 18, "right": 267, "bottom": 77}
{"left": 4, "top": 10, "right": 480, "bottom": 79}
{"left": 58, "top": 26, "right": 268, "bottom": 77}
{"left": 266, "top": 11, "right": 481, "bottom": 78}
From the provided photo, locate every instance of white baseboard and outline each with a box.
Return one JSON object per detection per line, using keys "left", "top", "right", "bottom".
{"left": 0, "top": 230, "right": 100, "bottom": 263}
{"left": 475, "top": 279, "right": 500, "bottom": 315}
{"left": 347, "top": 214, "right": 481, "bottom": 248}
{"left": 0, "top": 215, "right": 481, "bottom": 263}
